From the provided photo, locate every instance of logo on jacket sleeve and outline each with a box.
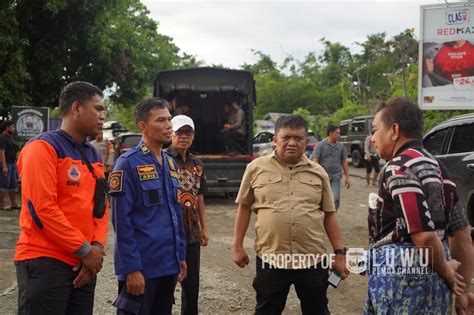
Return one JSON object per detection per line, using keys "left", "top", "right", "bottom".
{"left": 67, "top": 165, "right": 81, "bottom": 181}
{"left": 108, "top": 171, "right": 124, "bottom": 193}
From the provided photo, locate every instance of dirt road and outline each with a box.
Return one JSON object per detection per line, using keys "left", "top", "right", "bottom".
{"left": 0, "top": 166, "right": 376, "bottom": 314}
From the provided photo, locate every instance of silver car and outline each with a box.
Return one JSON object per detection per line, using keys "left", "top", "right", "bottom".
{"left": 253, "top": 129, "right": 318, "bottom": 157}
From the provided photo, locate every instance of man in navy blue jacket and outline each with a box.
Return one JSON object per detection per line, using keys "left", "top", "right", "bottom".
{"left": 110, "top": 97, "right": 187, "bottom": 315}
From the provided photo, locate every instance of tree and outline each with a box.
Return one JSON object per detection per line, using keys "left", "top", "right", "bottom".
{"left": 8, "top": 0, "right": 184, "bottom": 112}
{"left": 389, "top": 29, "right": 418, "bottom": 97}
{"left": 0, "top": 1, "right": 30, "bottom": 116}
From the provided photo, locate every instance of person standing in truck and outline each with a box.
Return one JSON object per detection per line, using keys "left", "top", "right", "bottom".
{"left": 220, "top": 100, "right": 246, "bottom": 155}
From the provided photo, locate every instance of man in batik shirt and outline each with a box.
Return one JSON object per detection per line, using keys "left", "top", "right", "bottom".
{"left": 365, "top": 97, "right": 466, "bottom": 314}
{"left": 167, "top": 115, "right": 208, "bottom": 315}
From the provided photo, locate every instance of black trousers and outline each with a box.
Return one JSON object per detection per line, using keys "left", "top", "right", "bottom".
{"left": 117, "top": 274, "right": 177, "bottom": 315}
{"left": 181, "top": 242, "right": 201, "bottom": 315}
{"left": 15, "top": 257, "right": 96, "bottom": 315}
{"left": 253, "top": 257, "right": 330, "bottom": 315}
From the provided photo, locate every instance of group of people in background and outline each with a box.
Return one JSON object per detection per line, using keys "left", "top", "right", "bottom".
{"left": 5, "top": 80, "right": 473, "bottom": 315}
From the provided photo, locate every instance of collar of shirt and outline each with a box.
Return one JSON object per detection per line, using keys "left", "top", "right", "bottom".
{"left": 166, "top": 145, "right": 191, "bottom": 161}
{"left": 324, "top": 138, "right": 338, "bottom": 147}
{"left": 393, "top": 139, "right": 423, "bottom": 157}
{"left": 270, "top": 150, "right": 311, "bottom": 169}
{"left": 58, "top": 129, "right": 93, "bottom": 150}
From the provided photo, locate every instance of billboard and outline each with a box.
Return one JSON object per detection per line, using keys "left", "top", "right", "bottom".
{"left": 419, "top": 3, "right": 474, "bottom": 110}
{"left": 11, "top": 106, "right": 49, "bottom": 140}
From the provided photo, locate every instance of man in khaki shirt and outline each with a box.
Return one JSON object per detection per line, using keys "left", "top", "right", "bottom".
{"left": 232, "top": 115, "right": 348, "bottom": 315}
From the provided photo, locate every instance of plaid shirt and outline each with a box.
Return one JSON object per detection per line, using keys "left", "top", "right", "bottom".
{"left": 167, "top": 146, "right": 207, "bottom": 244}
{"left": 369, "top": 140, "right": 467, "bottom": 248}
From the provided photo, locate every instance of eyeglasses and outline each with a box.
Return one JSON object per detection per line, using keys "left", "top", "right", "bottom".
{"left": 175, "top": 129, "right": 194, "bottom": 136}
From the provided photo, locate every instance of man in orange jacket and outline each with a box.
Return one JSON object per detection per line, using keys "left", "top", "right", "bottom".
{"left": 15, "top": 81, "right": 109, "bottom": 314}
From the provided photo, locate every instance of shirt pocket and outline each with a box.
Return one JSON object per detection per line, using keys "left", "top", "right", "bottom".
{"left": 139, "top": 180, "right": 164, "bottom": 207}
{"left": 252, "top": 174, "right": 283, "bottom": 204}
{"left": 171, "top": 177, "right": 180, "bottom": 202}
{"left": 298, "top": 173, "right": 323, "bottom": 204}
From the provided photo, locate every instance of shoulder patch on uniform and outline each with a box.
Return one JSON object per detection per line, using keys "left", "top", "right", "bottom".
{"left": 108, "top": 171, "right": 124, "bottom": 194}
{"left": 137, "top": 164, "right": 158, "bottom": 181}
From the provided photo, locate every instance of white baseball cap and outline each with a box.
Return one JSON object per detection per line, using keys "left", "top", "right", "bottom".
{"left": 171, "top": 115, "right": 195, "bottom": 132}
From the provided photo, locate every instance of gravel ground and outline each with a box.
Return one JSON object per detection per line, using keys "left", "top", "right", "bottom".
{"left": 2, "top": 165, "right": 463, "bottom": 314}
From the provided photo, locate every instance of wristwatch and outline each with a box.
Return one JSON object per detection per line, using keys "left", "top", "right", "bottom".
{"left": 334, "top": 247, "right": 348, "bottom": 255}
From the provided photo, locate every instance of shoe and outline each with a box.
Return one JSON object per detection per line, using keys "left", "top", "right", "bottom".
{"left": 11, "top": 205, "right": 21, "bottom": 210}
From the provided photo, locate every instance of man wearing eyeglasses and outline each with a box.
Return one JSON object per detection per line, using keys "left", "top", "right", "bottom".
{"left": 233, "top": 115, "right": 348, "bottom": 314}
{"left": 167, "top": 115, "right": 209, "bottom": 315}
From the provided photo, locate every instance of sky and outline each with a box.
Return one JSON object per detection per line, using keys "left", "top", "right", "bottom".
{"left": 141, "top": 0, "right": 467, "bottom": 68}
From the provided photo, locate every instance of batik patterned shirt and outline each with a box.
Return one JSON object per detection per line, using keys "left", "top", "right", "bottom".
{"left": 368, "top": 140, "right": 460, "bottom": 248}
{"left": 167, "top": 146, "right": 207, "bottom": 244}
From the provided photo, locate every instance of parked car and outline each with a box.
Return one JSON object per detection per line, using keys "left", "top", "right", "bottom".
{"left": 103, "top": 120, "right": 129, "bottom": 143}
{"left": 113, "top": 132, "right": 142, "bottom": 157}
{"left": 423, "top": 113, "right": 474, "bottom": 236}
{"left": 253, "top": 129, "right": 318, "bottom": 157}
{"left": 339, "top": 115, "right": 374, "bottom": 167}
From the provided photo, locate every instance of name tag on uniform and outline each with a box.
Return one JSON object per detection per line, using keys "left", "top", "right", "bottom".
{"left": 137, "top": 164, "right": 158, "bottom": 181}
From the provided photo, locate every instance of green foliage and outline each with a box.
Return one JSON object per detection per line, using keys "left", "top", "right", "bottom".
{"left": 246, "top": 28, "right": 454, "bottom": 140}
{"left": 292, "top": 107, "right": 317, "bottom": 133}
{"left": 422, "top": 110, "right": 473, "bottom": 133}
{"left": 331, "top": 102, "right": 370, "bottom": 123}
{"left": 108, "top": 100, "right": 139, "bottom": 132}
{"left": 49, "top": 106, "right": 61, "bottom": 119}
{"left": 2, "top": 0, "right": 189, "bottom": 114}
{"left": 0, "top": 1, "right": 30, "bottom": 116}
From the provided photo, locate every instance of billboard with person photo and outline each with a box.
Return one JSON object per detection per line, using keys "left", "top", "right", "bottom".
{"left": 419, "top": 3, "right": 474, "bottom": 110}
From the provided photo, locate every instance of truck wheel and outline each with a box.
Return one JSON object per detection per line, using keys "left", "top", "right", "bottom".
{"left": 351, "top": 149, "right": 364, "bottom": 168}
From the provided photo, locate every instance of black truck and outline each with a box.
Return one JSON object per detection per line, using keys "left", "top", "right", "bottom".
{"left": 339, "top": 115, "right": 374, "bottom": 167}
{"left": 154, "top": 67, "right": 255, "bottom": 194}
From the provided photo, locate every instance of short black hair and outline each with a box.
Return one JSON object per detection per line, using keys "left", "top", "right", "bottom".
{"left": 58, "top": 81, "right": 103, "bottom": 117}
{"left": 1, "top": 120, "right": 14, "bottom": 132}
{"left": 135, "top": 97, "right": 169, "bottom": 125}
{"left": 274, "top": 115, "right": 308, "bottom": 135}
{"left": 376, "top": 97, "right": 423, "bottom": 139}
{"left": 327, "top": 124, "right": 339, "bottom": 136}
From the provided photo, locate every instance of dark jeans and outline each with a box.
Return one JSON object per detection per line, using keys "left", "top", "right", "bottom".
{"left": 253, "top": 257, "right": 330, "bottom": 315}
{"left": 117, "top": 275, "right": 177, "bottom": 315}
{"left": 15, "top": 257, "right": 96, "bottom": 315}
{"left": 181, "top": 242, "right": 201, "bottom": 315}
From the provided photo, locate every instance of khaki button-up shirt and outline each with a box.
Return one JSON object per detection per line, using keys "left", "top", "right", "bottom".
{"left": 236, "top": 151, "right": 335, "bottom": 269}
